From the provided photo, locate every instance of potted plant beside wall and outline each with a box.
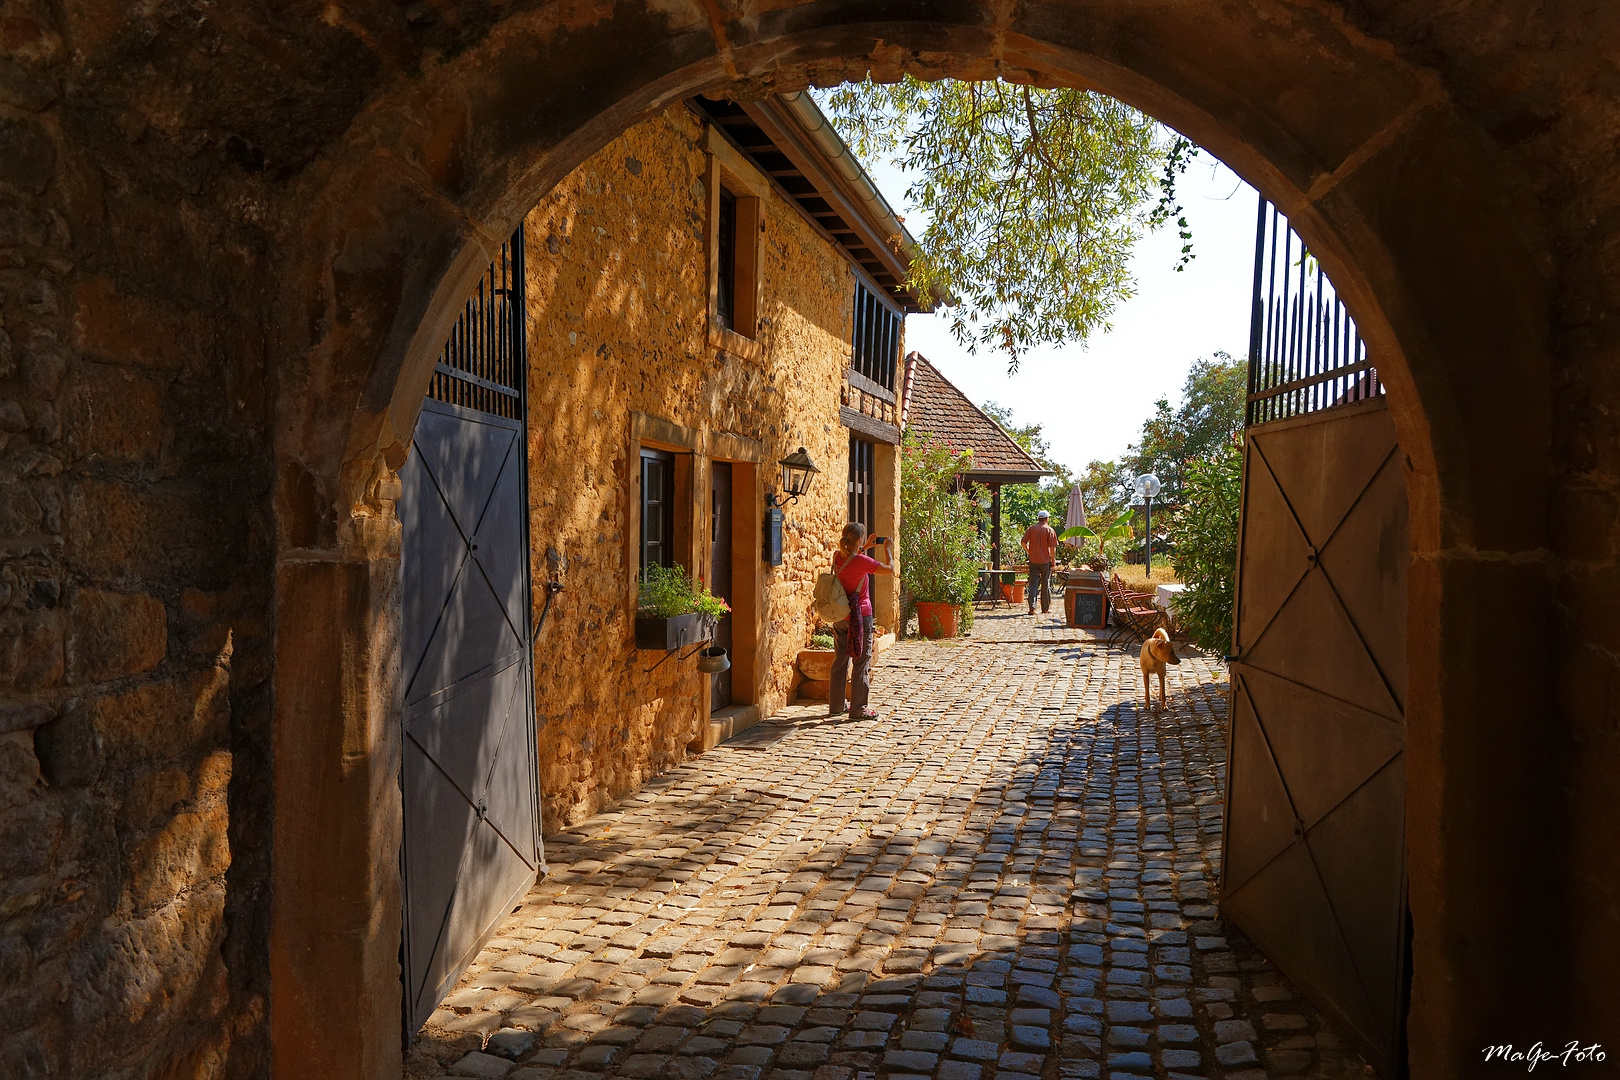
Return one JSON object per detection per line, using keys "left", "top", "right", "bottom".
{"left": 796, "top": 625, "right": 836, "bottom": 702}
{"left": 635, "top": 564, "right": 730, "bottom": 650}
{"left": 900, "top": 431, "right": 988, "bottom": 640}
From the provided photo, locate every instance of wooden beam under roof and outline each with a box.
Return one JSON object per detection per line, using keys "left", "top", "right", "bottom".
{"left": 691, "top": 95, "right": 925, "bottom": 311}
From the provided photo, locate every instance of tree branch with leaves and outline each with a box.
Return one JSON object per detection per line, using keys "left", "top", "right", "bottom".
{"left": 823, "top": 76, "right": 1197, "bottom": 368}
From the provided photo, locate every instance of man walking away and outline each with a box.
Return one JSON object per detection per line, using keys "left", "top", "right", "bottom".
{"left": 1022, "top": 509, "right": 1059, "bottom": 615}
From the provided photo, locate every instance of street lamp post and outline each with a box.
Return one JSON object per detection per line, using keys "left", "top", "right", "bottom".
{"left": 1134, "top": 473, "right": 1162, "bottom": 575}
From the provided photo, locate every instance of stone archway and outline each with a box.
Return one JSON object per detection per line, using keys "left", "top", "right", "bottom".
{"left": 267, "top": 9, "right": 1554, "bottom": 1077}
{"left": 11, "top": 3, "right": 1614, "bottom": 1079}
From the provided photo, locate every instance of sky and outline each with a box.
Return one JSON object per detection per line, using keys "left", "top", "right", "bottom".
{"left": 859, "top": 143, "right": 1259, "bottom": 476}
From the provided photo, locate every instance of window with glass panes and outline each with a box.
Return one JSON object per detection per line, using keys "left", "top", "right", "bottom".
{"left": 639, "top": 448, "right": 675, "bottom": 579}
{"left": 852, "top": 280, "right": 901, "bottom": 390}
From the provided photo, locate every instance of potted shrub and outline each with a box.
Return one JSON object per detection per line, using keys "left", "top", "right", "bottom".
{"left": 798, "top": 626, "right": 836, "bottom": 680}
{"left": 900, "top": 432, "right": 987, "bottom": 639}
{"left": 635, "top": 564, "right": 729, "bottom": 650}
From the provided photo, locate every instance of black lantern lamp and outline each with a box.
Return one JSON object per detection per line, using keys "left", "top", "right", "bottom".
{"left": 768, "top": 447, "right": 819, "bottom": 508}
{"left": 762, "top": 448, "right": 817, "bottom": 568}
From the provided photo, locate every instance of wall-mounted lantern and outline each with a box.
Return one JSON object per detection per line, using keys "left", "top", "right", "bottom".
{"left": 767, "top": 447, "right": 819, "bottom": 508}
{"left": 763, "top": 447, "right": 818, "bottom": 567}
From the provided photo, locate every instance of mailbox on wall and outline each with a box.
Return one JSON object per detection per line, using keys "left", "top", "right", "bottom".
{"left": 763, "top": 508, "right": 783, "bottom": 566}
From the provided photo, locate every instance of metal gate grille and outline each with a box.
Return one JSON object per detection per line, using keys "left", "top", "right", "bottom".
{"left": 400, "top": 226, "right": 541, "bottom": 1040}
{"left": 429, "top": 230, "right": 526, "bottom": 419}
{"left": 848, "top": 434, "right": 875, "bottom": 530}
{"left": 1248, "top": 201, "right": 1380, "bottom": 425}
{"left": 1225, "top": 197, "right": 1408, "bottom": 1077}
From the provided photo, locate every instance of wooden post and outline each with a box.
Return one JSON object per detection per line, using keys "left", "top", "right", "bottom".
{"left": 991, "top": 484, "right": 1002, "bottom": 570}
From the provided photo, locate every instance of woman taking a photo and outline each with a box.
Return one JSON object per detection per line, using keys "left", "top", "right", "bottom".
{"left": 830, "top": 522, "right": 892, "bottom": 720}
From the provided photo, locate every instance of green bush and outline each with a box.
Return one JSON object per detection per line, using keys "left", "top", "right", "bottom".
{"left": 637, "top": 564, "right": 731, "bottom": 620}
{"left": 1171, "top": 439, "right": 1243, "bottom": 652}
{"left": 900, "top": 431, "right": 988, "bottom": 605}
{"left": 809, "top": 632, "right": 834, "bottom": 650}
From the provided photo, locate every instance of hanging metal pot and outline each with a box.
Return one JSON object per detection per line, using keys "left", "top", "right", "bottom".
{"left": 696, "top": 646, "right": 730, "bottom": 674}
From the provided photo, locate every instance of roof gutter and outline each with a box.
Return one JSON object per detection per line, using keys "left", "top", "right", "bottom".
{"left": 775, "top": 91, "right": 916, "bottom": 253}
{"left": 745, "top": 93, "right": 946, "bottom": 312}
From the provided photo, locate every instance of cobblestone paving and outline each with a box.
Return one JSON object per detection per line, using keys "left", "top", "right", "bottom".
{"left": 408, "top": 613, "right": 1368, "bottom": 1080}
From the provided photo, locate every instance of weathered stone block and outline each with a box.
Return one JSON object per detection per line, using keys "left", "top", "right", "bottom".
{"left": 87, "top": 665, "right": 228, "bottom": 767}
{"left": 0, "top": 116, "right": 54, "bottom": 195}
{"left": 0, "top": 731, "right": 41, "bottom": 810}
{"left": 71, "top": 277, "right": 190, "bottom": 371}
{"left": 126, "top": 798, "right": 231, "bottom": 912}
{"left": 66, "top": 587, "right": 165, "bottom": 684}
{"left": 62, "top": 363, "right": 165, "bottom": 463}
{"left": 1, "top": 609, "right": 64, "bottom": 691}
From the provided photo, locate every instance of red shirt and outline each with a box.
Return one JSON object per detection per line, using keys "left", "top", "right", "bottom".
{"left": 833, "top": 552, "right": 881, "bottom": 617}
{"left": 1023, "top": 524, "right": 1058, "bottom": 564}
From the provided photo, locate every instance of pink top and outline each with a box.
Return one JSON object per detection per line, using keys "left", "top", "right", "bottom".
{"left": 833, "top": 552, "right": 881, "bottom": 617}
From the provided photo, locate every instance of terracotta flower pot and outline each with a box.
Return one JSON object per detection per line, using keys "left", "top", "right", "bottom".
{"left": 797, "top": 648, "right": 834, "bottom": 681}
{"left": 916, "top": 601, "right": 959, "bottom": 639}
{"left": 1001, "top": 582, "right": 1026, "bottom": 603}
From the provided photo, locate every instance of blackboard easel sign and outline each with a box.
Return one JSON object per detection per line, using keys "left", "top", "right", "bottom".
{"left": 1068, "top": 589, "right": 1107, "bottom": 630}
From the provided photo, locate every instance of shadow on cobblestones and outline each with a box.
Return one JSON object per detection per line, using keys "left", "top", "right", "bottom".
{"left": 406, "top": 633, "right": 1369, "bottom": 1080}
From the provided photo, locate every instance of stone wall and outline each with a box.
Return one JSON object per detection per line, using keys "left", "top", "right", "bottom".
{"left": 0, "top": 9, "right": 274, "bottom": 1077}
{"left": 521, "top": 105, "right": 874, "bottom": 828}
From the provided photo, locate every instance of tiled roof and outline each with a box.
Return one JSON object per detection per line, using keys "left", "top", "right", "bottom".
{"left": 900, "top": 352, "right": 1049, "bottom": 479}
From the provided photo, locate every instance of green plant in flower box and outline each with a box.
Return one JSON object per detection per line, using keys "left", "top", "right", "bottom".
{"left": 637, "top": 564, "right": 730, "bottom": 619}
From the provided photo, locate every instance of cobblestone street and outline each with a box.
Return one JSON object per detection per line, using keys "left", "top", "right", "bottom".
{"left": 408, "top": 609, "right": 1368, "bottom": 1080}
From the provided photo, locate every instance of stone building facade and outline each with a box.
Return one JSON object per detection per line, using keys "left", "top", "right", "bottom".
{"left": 519, "top": 99, "right": 911, "bottom": 828}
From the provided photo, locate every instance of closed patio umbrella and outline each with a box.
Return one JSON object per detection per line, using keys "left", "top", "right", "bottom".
{"left": 1064, "top": 486, "right": 1088, "bottom": 534}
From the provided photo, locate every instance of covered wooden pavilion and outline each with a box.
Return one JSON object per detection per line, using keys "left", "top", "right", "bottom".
{"left": 900, "top": 352, "right": 1051, "bottom": 569}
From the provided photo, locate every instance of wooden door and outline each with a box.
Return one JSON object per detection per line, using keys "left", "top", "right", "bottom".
{"left": 709, "top": 462, "right": 733, "bottom": 709}
{"left": 1223, "top": 395, "right": 1408, "bottom": 1075}
{"left": 398, "top": 233, "right": 542, "bottom": 1038}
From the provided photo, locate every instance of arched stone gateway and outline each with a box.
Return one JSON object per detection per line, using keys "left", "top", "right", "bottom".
{"left": 3, "top": 2, "right": 1614, "bottom": 1078}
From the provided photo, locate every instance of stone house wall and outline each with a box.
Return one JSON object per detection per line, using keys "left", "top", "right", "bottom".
{"left": 521, "top": 105, "right": 895, "bottom": 828}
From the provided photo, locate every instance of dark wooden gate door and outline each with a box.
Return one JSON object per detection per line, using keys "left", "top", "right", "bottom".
{"left": 1224, "top": 199, "right": 1408, "bottom": 1077}
{"left": 710, "top": 462, "right": 733, "bottom": 709}
{"left": 399, "top": 232, "right": 542, "bottom": 1038}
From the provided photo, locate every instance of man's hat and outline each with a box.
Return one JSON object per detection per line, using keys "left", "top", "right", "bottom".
{"left": 1037, "top": 510, "right": 1050, "bottom": 519}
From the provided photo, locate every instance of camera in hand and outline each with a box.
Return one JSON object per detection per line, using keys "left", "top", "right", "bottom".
{"left": 870, "top": 536, "right": 889, "bottom": 545}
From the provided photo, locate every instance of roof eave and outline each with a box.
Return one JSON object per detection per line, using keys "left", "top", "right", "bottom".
{"left": 740, "top": 94, "right": 932, "bottom": 313}
{"left": 966, "top": 469, "right": 1053, "bottom": 485}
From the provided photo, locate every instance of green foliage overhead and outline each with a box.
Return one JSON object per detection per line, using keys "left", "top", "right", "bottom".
{"left": 637, "top": 564, "right": 730, "bottom": 620}
{"left": 1117, "top": 352, "right": 1247, "bottom": 507}
{"left": 1171, "top": 439, "right": 1243, "bottom": 651}
{"left": 900, "top": 431, "right": 988, "bottom": 604}
{"left": 824, "top": 77, "right": 1196, "bottom": 366}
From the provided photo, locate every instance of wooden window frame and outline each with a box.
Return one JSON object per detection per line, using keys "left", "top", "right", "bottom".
{"left": 852, "top": 278, "right": 903, "bottom": 392}
{"left": 639, "top": 447, "right": 676, "bottom": 580}
{"left": 704, "top": 128, "right": 768, "bottom": 360}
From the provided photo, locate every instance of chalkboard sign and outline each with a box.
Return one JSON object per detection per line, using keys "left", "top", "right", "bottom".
{"left": 1069, "top": 589, "right": 1106, "bottom": 630}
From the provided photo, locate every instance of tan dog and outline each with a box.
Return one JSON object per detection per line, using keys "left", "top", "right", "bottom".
{"left": 1139, "top": 627, "right": 1181, "bottom": 711}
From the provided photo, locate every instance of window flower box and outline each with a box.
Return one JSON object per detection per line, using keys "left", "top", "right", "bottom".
{"left": 634, "top": 611, "right": 714, "bottom": 651}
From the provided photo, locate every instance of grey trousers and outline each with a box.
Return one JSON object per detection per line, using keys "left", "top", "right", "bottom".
{"left": 830, "top": 614, "right": 874, "bottom": 713}
{"left": 1028, "top": 562, "right": 1053, "bottom": 613}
